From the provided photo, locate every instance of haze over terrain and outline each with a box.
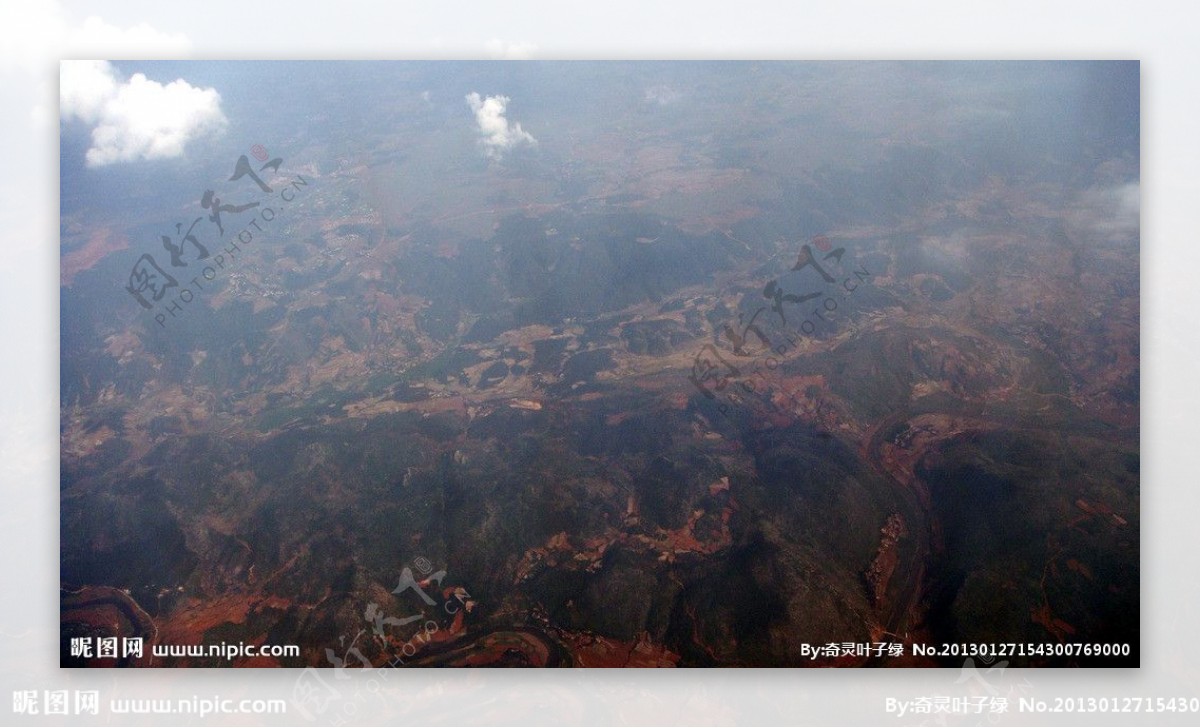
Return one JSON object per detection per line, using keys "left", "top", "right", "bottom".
{"left": 60, "top": 61, "right": 1138, "bottom": 667}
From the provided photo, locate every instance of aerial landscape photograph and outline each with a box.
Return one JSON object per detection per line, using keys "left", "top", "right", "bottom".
{"left": 59, "top": 60, "right": 1139, "bottom": 668}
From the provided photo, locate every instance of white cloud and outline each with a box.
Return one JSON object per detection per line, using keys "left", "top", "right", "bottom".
{"left": 1, "top": 6, "right": 191, "bottom": 73}
{"left": 0, "top": 1, "right": 66, "bottom": 74}
{"left": 483, "top": 38, "right": 537, "bottom": 60}
{"left": 60, "top": 60, "right": 226, "bottom": 166}
{"left": 644, "top": 85, "right": 681, "bottom": 106}
{"left": 465, "top": 92, "right": 536, "bottom": 160}
{"left": 64, "top": 16, "right": 192, "bottom": 57}
{"left": 58, "top": 59, "right": 116, "bottom": 124}
{"left": 3, "top": 4, "right": 193, "bottom": 129}
{"left": 1066, "top": 181, "right": 1140, "bottom": 246}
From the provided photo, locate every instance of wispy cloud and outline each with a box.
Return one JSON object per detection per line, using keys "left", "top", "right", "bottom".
{"left": 465, "top": 92, "right": 536, "bottom": 160}
{"left": 483, "top": 38, "right": 537, "bottom": 60}
{"left": 1066, "top": 182, "right": 1140, "bottom": 246}
{"left": 644, "top": 85, "right": 681, "bottom": 106}
{"left": 64, "top": 15, "right": 192, "bottom": 57}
